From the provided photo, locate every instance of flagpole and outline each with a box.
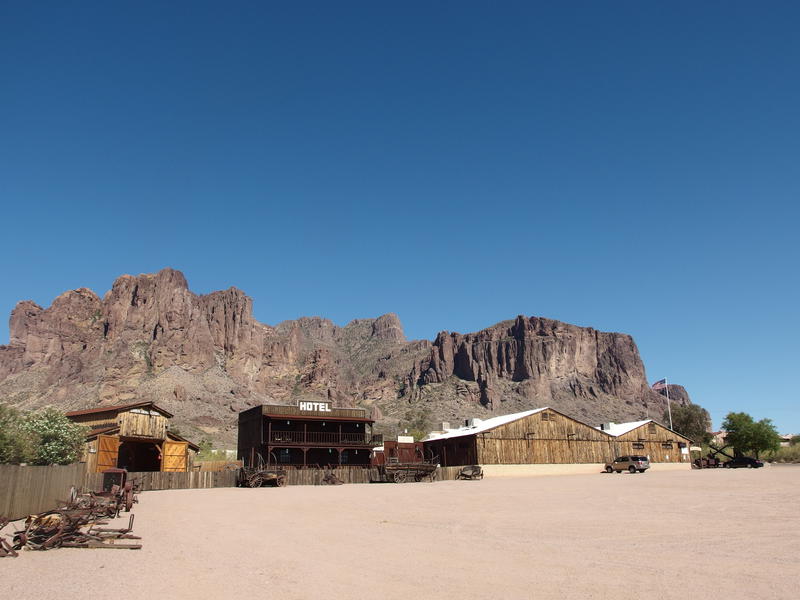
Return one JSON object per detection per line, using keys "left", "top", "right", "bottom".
{"left": 665, "top": 377, "right": 673, "bottom": 430}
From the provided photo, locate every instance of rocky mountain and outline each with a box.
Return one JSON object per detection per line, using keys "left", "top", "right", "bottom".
{"left": 0, "top": 269, "right": 685, "bottom": 445}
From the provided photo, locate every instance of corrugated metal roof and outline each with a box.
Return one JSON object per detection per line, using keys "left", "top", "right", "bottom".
{"left": 423, "top": 407, "right": 549, "bottom": 442}
{"left": 595, "top": 420, "right": 653, "bottom": 437}
{"left": 65, "top": 401, "right": 174, "bottom": 419}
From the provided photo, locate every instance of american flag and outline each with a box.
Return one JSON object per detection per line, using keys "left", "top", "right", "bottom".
{"left": 651, "top": 378, "right": 667, "bottom": 390}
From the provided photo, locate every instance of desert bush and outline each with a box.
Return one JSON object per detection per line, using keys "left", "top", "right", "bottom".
{"left": 764, "top": 445, "right": 800, "bottom": 463}
{"left": 21, "top": 407, "right": 86, "bottom": 465}
{"left": 0, "top": 404, "right": 84, "bottom": 464}
{"left": 0, "top": 404, "right": 35, "bottom": 464}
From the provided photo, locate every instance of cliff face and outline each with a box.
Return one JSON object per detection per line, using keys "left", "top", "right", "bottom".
{"left": 0, "top": 269, "right": 682, "bottom": 444}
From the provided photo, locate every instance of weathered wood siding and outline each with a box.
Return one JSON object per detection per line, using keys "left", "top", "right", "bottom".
{"left": 425, "top": 437, "right": 478, "bottom": 467}
{"left": 613, "top": 422, "right": 692, "bottom": 463}
{"left": 85, "top": 469, "right": 237, "bottom": 491}
{"left": 432, "top": 466, "right": 463, "bottom": 481}
{"left": 119, "top": 411, "right": 168, "bottom": 439}
{"left": 195, "top": 460, "right": 242, "bottom": 472}
{"left": 281, "top": 466, "right": 372, "bottom": 485}
{"left": 262, "top": 405, "right": 367, "bottom": 419}
{"left": 476, "top": 410, "right": 616, "bottom": 465}
{"left": 238, "top": 406, "right": 263, "bottom": 467}
{"left": 0, "top": 463, "right": 87, "bottom": 520}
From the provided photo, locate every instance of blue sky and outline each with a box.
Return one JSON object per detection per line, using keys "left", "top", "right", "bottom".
{"left": 1, "top": 2, "right": 798, "bottom": 432}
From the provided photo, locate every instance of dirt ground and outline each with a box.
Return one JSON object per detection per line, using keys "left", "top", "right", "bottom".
{"left": 2, "top": 465, "right": 798, "bottom": 599}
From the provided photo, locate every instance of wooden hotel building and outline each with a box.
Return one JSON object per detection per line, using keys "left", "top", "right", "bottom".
{"left": 237, "top": 401, "right": 376, "bottom": 468}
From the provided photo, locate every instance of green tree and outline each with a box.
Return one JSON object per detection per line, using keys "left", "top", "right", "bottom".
{"left": 748, "top": 419, "right": 781, "bottom": 459}
{"left": 664, "top": 403, "right": 712, "bottom": 444}
{"left": 721, "top": 412, "right": 781, "bottom": 459}
{"left": 21, "top": 407, "right": 86, "bottom": 465}
{"left": 0, "top": 404, "right": 34, "bottom": 464}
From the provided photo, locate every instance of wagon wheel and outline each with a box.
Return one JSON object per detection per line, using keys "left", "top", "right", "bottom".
{"left": 392, "top": 470, "right": 407, "bottom": 484}
{"left": 124, "top": 489, "right": 134, "bottom": 512}
{"left": 275, "top": 476, "right": 286, "bottom": 487}
{"left": 248, "top": 474, "right": 263, "bottom": 488}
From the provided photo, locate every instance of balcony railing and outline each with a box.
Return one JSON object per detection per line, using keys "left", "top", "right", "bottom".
{"left": 269, "top": 431, "right": 373, "bottom": 446}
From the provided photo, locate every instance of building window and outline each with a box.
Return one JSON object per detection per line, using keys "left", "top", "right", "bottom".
{"left": 278, "top": 448, "right": 291, "bottom": 464}
{"left": 648, "top": 424, "right": 657, "bottom": 435}
{"left": 632, "top": 442, "right": 645, "bottom": 449}
{"left": 542, "top": 412, "right": 552, "bottom": 421}
{"left": 662, "top": 442, "right": 673, "bottom": 449}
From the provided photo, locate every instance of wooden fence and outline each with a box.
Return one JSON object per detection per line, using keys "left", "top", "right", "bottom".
{"left": 0, "top": 463, "right": 86, "bottom": 521}
{"left": 1, "top": 462, "right": 470, "bottom": 519}
{"left": 1, "top": 464, "right": 238, "bottom": 520}
{"left": 85, "top": 470, "right": 237, "bottom": 491}
{"left": 281, "top": 464, "right": 465, "bottom": 485}
{"left": 193, "top": 460, "right": 242, "bottom": 472}
{"left": 283, "top": 466, "right": 372, "bottom": 485}
{"left": 432, "top": 465, "right": 464, "bottom": 481}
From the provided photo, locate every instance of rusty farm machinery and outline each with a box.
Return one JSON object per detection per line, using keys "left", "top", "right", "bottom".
{"left": 0, "top": 468, "right": 143, "bottom": 557}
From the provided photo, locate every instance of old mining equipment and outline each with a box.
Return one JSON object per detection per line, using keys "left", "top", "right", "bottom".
{"left": 0, "top": 486, "right": 143, "bottom": 555}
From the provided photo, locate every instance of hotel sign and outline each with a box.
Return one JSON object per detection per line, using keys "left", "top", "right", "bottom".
{"left": 298, "top": 401, "right": 332, "bottom": 413}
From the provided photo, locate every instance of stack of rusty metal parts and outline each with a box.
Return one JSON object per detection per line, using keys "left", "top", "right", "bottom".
{"left": 0, "top": 517, "right": 18, "bottom": 557}
{"left": 0, "top": 486, "right": 142, "bottom": 556}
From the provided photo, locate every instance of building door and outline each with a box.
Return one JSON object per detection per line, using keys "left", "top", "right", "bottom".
{"left": 161, "top": 440, "right": 188, "bottom": 472}
{"left": 96, "top": 434, "right": 120, "bottom": 472}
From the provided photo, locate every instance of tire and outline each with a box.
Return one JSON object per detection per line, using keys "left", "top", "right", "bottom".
{"left": 605, "top": 466, "right": 613, "bottom": 473}
{"left": 628, "top": 466, "right": 637, "bottom": 474}
{"left": 392, "top": 470, "right": 407, "bottom": 484}
{"left": 248, "top": 474, "right": 263, "bottom": 488}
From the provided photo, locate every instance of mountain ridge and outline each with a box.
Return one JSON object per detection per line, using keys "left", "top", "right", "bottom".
{"left": 0, "top": 268, "right": 685, "bottom": 445}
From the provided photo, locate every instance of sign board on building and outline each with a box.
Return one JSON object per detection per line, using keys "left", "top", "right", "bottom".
{"left": 397, "top": 435, "right": 415, "bottom": 444}
{"left": 298, "top": 401, "right": 332, "bottom": 413}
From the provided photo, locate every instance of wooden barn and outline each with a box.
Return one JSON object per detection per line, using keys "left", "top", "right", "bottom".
{"left": 65, "top": 402, "right": 199, "bottom": 472}
{"left": 423, "top": 408, "right": 617, "bottom": 467}
{"left": 238, "top": 401, "right": 376, "bottom": 468}
{"left": 597, "top": 420, "right": 692, "bottom": 463}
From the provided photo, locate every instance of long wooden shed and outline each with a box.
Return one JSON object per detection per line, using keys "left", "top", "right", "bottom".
{"left": 65, "top": 402, "right": 199, "bottom": 472}
{"left": 423, "top": 407, "right": 618, "bottom": 467}
{"left": 597, "top": 420, "right": 692, "bottom": 463}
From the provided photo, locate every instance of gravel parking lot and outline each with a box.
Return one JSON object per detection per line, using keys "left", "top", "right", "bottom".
{"left": 3, "top": 465, "right": 798, "bottom": 599}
